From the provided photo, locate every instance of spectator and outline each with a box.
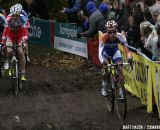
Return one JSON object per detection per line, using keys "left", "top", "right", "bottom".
{"left": 156, "top": 14, "right": 160, "bottom": 23}
{"left": 131, "top": 2, "right": 144, "bottom": 48}
{"left": 155, "top": 15, "right": 160, "bottom": 49}
{"left": 99, "top": 3, "right": 109, "bottom": 16}
{"left": 143, "top": 8, "right": 152, "bottom": 22}
{"left": 0, "top": 0, "right": 7, "bottom": 16}
{"left": 78, "top": 1, "right": 106, "bottom": 72}
{"left": 126, "top": 15, "right": 136, "bottom": 47}
{"left": 77, "top": 10, "right": 89, "bottom": 31}
{"left": 81, "top": 1, "right": 105, "bottom": 37}
{"left": 101, "top": 0, "right": 110, "bottom": 5}
{"left": 149, "top": 0, "right": 160, "bottom": 17}
{"left": 140, "top": 21, "right": 160, "bottom": 61}
{"left": 81, "top": 0, "right": 100, "bottom": 16}
{"left": 21, "top": 0, "right": 38, "bottom": 18}
{"left": 98, "top": 3, "right": 109, "bottom": 32}
{"left": 78, "top": 0, "right": 100, "bottom": 30}
{"left": 99, "top": 2, "right": 115, "bottom": 21}
{"left": 60, "top": 0, "right": 81, "bottom": 24}
{"left": 35, "top": 0, "right": 48, "bottom": 19}
{"left": 117, "top": 0, "right": 133, "bottom": 32}
{"left": 150, "top": 8, "right": 160, "bottom": 25}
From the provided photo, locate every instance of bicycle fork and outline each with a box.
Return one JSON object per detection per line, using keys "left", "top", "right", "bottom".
{"left": 10, "top": 56, "right": 18, "bottom": 78}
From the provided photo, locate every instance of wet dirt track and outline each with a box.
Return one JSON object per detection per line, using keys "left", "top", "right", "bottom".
{"left": 0, "top": 45, "right": 160, "bottom": 130}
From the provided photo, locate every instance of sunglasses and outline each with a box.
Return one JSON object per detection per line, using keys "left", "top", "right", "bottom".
{"left": 108, "top": 31, "right": 117, "bottom": 34}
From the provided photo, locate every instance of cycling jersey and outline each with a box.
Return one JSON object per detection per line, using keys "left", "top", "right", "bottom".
{"left": 21, "top": 11, "right": 30, "bottom": 29}
{"left": 5, "top": 14, "right": 28, "bottom": 28}
{"left": 21, "top": 10, "right": 29, "bottom": 21}
{"left": 99, "top": 32, "right": 131, "bottom": 63}
{"left": 1, "top": 14, "right": 29, "bottom": 45}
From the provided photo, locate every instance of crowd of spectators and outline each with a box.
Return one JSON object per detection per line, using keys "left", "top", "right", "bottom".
{"left": 60, "top": 0, "right": 160, "bottom": 61}
{"left": 20, "top": 0, "right": 48, "bottom": 19}
{"left": 1, "top": 0, "right": 159, "bottom": 61}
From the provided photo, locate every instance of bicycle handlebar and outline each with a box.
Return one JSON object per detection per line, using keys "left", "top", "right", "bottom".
{"left": 105, "top": 62, "right": 130, "bottom": 68}
{"left": 5, "top": 42, "right": 26, "bottom": 48}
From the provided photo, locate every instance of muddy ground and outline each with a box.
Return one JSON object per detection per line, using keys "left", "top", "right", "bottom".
{"left": 0, "top": 45, "right": 159, "bottom": 130}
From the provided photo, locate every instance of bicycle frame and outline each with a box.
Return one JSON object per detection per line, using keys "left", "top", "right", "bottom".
{"left": 10, "top": 43, "right": 26, "bottom": 72}
{"left": 8, "top": 43, "right": 26, "bottom": 96}
{"left": 103, "top": 59, "right": 130, "bottom": 120}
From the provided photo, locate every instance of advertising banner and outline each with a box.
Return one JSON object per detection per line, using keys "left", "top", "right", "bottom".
{"left": 87, "top": 36, "right": 101, "bottom": 66}
{"left": 28, "top": 18, "right": 51, "bottom": 46}
{"left": 54, "top": 22, "right": 88, "bottom": 58}
{"left": 152, "top": 63, "right": 160, "bottom": 118}
{"left": 119, "top": 45, "right": 152, "bottom": 113}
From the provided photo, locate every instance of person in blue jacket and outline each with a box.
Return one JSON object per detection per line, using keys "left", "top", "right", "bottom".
{"left": 60, "top": 0, "right": 81, "bottom": 24}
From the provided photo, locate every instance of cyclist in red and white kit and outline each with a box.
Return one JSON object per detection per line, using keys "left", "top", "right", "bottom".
{"left": 1, "top": 4, "right": 29, "bottom": 81}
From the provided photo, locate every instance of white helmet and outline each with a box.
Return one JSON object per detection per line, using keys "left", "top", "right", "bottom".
{"left": 105, "top": 20, "right": 118, "bottom": 31}
{"left": 10, "top": 6, "right": 15, "bottom": 14}
{"left": 10, "top": 3, "right": 22, "bottom": 15}
{"left": 15, "top": 3, "right": 23, "bottom": 12}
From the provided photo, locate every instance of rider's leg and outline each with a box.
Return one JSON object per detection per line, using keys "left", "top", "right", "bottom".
{"left": 101, "top": 65, "right": 108, "bottom": 96}
{"left": 116, "top": 66, "right": 125, "bottom": 99}
{"left": 25, "top": 42, "right": 30, "bottom": 62}
{"left": 113, "top": 50, "right": 124, "bottom": 98}
{"left": 4, "top": 47, "right": 13, "bottom": 70}
{"left": 99, "top": 43, "right": 109, "bottom": 96}
{"left": 18, "top": 37, "right": 28, "bottom": 81}
{"left": 17, "top": 46, "right": 26, "bottom": 80}
{"left": 113, "top": 50, "right": 124, "bottom": 84}
{"left": 3, "top": 39, "right": 13, "bottom": 70}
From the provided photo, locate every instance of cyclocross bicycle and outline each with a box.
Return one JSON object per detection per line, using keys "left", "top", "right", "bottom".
{"left": 8, "top": 43, "right": 27, "bottom": 96}
{"left": 102, "top": 58, "right": 131, "bottom": 120}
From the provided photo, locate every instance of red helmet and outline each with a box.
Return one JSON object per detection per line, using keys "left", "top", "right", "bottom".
{"left": 105, "top": 20, "right": 118, "bottom": 31}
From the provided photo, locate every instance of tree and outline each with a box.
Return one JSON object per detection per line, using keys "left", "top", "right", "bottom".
{"left": 1, "top": 0, "right": 67, "bottom": 21}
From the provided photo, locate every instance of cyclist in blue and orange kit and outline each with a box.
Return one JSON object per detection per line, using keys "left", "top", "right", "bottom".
{"left": 99, "top": 20, "right": 133, "bottom": 96}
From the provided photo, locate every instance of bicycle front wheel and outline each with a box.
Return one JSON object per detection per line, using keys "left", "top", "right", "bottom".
{"left": 105, "top": 75, "right": 115, "bottom": 112}
{"left": 0, "top": 53, "right": 5, "bottom": 77}
{"left": 11, "top": 60, "right": 19, "bottom": 96}
{"left": 115, "top": 82, "right": 127, "bottom": 120}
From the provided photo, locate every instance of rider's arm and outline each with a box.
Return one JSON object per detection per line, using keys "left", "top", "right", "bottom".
{"left": 21, "top": 10, "right": 29, "bottom": 21}
{"left": 117, "top": 33, "right": 132, "bottom": 59}
{"left": 1, "top": 23, "right": 8, "bottom": 44}
{"left": 98, "top": 33, "right": 109, "bottom": 64}
{"left": 99, "top": 33, "right": 109, "bottom": 43}
{"left": 20, "top": 14, "right": 30, "bottom": 40}
{"left": 1, "top": 24, "right": 10, "bottom": 44}
{"left": 20, "top": 14, "right": 28, "bottom": 25}
{"left": 123, "top": 45, "right": 132, "bottom": 59}
{"left": 21, "top": 27, "right": 29, "bottom": 42}
{"left": 1, "top": 15, "right": 11, "bottom": 44}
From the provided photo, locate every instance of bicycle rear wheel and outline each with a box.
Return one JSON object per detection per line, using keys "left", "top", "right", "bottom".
{"left": 105, "top": 75, "right": 115, "bottom": 112}
{"left": 11, "top": 60, "right": 19, "bottom": 96}
{"left": 115, "top": 82, "right": 127, "bottom": 120}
